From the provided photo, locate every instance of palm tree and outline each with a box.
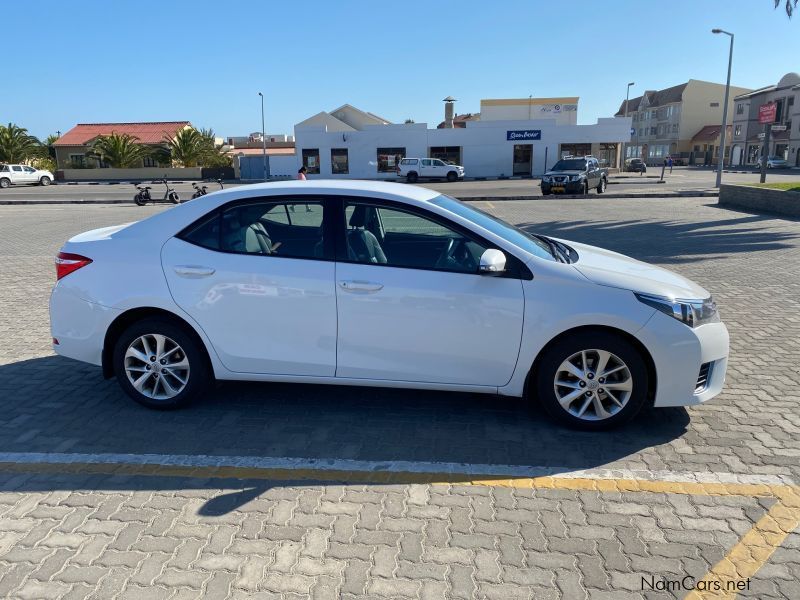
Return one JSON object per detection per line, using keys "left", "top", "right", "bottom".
{"left": 197, "top": 128, "right": 232, "bottom": 168}
{"left": 163, "top": 128, "right": 206, "bottom": 167}
{"left": 776, "top": 0, "right": 798, "bottom": 16}
{"left": 88, "top": 133, "right": 151, "bottom": 168}
{"left": 0, "top": 123, "right": 43, "bottom": 163}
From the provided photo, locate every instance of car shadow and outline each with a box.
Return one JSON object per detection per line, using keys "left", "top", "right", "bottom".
{"left": 0, "top": 355, "right": 690, "bottom": 513}
{"left": 515, "top": 213, "right": 798, "bottom": 264}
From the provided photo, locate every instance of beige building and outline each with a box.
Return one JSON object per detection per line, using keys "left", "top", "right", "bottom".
{"left": 616, "top": 80, "right": 751, "bottom": 165}
{"left": 53, "top": 121, "right": 191, "bottom": 169}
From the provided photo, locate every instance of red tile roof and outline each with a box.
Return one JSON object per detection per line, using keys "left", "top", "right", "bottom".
{"left": 54, "top": 122, "right": 191, "bottom": 146}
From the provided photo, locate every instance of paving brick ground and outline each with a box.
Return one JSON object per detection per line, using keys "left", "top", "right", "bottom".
{"left": 0, "top": 198, "right": 798, "bottom": 598}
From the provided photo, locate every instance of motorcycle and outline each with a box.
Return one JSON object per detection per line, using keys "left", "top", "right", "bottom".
{"left": 134, "top": 178, "right": 180, "bottom": 206}
{"left": 191, "top": 178, "right": 224, "bottom": 199}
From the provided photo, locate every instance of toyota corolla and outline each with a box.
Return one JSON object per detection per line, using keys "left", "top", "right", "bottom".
{"left": 50, "top": 181, "right": 729, "bottom": 430}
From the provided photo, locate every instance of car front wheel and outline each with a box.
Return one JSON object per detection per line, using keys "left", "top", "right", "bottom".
{"left": 533, "top": 330, "right": 649, "bottom": 430}
{"left": 446, "top": 171, "right": 458, "bottom": 182}
{"left": 113, "top": 318, "right": 209, "bottom": 409}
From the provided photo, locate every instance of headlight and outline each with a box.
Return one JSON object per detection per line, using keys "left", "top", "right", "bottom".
{"left": 542, "top": 176, "right": 551, "bottom": 183}
{"left": 570, "top": 175, "right": 584, "bottom": 182}
{"left": 635, "top": 293, "right": 719, "bottom": 328}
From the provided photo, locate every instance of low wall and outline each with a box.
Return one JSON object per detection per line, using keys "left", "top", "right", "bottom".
{"left": 719, "top": 184, "right": 800, "bottom": 218}
{"left": 57, "top": 167, "right": 204, "bottom": 182}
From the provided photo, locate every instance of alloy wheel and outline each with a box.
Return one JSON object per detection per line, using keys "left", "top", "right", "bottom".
{"left": 553, "top": 349, "right": 633, "bottom": 421}
{"left": 124, "top": 333, "right": 190, "bottom": 400}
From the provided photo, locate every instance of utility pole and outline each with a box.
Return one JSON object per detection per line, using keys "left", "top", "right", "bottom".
{"left": 258, "top": 92, "right": 267, "bottom": 182}
{"left": 622, "top": 82, "right": 635, "bottom": 171}
{"left": 712, "top": 29, "right": 734, "bottom": 187}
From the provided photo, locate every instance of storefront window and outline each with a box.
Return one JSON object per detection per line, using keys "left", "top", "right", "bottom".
{"left": 302, "top": 149, "right": 320, "bottom": 174}
{"left": 377, "top": 148, "right": 405, "bottom": 173}
{"left": 331, "top": 148, "right": 348, "bottom": 174}
{"left": 429, "top": 146, "right": 461, "bottom": 165}
{"left": 597, "top": 143, "right": 617, "bottom": 167}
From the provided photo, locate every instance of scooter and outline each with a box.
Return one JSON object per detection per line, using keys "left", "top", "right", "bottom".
{"left": 190, "top": 178, "right": 224, "bottom": 199}
{"left": 134, "top": 178, "right": 180, "bottom": 206}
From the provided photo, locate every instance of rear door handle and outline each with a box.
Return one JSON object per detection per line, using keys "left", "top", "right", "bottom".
{"left": 174, "top": 265, "right": 215, "bottom": 278}
{"left": 338, "top": 280, "right": 383, "bottom": 292}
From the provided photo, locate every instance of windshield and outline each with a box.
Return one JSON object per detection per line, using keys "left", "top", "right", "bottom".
{"left": 551, "top": 159, "right": 586, "bottom": 171}
{"left": 431, "top": 195, "right": 556, "bottom": 262}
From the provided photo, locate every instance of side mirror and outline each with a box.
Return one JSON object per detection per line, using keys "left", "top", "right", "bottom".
{"left": 479, "top": 249, "right": 506, "bottom": 275}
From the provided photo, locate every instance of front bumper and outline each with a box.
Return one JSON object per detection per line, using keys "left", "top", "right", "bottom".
{"left": 541, "top": 181, "right": 584, "bottom": 194}
{"left": 636, "top": 311, "right": 729, "bottom": 407}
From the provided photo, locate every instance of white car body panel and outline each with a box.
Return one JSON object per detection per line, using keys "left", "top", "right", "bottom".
{"left": 49, "top": 180, "right": 730, "bottom": 414}
{"left": 161, "top": 237, "right": 337, "bottom": 376}
{"left": 335, "top": 262, "right": 524, "bottom": 385}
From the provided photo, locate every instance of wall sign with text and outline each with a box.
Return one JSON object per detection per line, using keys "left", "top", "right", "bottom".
{"left": 507, "top": 130, "right": 541, "bottom": 141}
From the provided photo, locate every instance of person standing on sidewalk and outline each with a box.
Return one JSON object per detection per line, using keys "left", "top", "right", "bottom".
{"left": 667, "top": 155, "right": 673, "bottom": 174}
{"left": 297, "top": 166, "right": 307, "bottom": 180}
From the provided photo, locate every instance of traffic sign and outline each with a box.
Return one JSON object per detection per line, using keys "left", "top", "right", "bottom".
{"left": 771, "top": 125, "right": 787, "bottom": 132}
{"left": 757, "top": 133, "right": 766, "bottom": 139}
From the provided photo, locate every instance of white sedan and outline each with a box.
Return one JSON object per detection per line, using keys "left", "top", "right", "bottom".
{"left": 49, "top": 181, "right": 729, "bottom": 430}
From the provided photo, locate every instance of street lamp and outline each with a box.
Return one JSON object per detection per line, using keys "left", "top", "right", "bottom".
{"left": 258, "top": 92, "right": 267, "bottom": 182}
{"left": 622, "top": 82, "right": 635, "bottom": 170}
{"left": 712, "top": 28, "right": 734, "bottom": 187}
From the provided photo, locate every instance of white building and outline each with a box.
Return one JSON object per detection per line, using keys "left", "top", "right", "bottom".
{"left": 292, "top": 99, "right": 631, "bottom": 179}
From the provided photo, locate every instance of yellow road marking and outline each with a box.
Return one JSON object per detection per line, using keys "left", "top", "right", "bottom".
{"left": 2, "top": 460, "right": 798, "bottom": 594}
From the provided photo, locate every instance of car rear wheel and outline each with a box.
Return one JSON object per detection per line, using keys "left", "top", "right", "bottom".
{"left": 596, "top": 178, "right": 606, "bottom": 194}
{"left": 446, "top": 171, "right": 458, "bottom": 182}
{"left": 113, "top": 318, "right": 209, "bottom": 409}
{"left": 532, "top": 330, "right": 649, "bottom": 430}
{"left": 0, "top": 178, "right": 10, "bottom": 189}
{"left": 407, "top": 172, "right": 418, "bottom": 183}
{"left": 39, "top": 176, "right": 51, "bottom": 186}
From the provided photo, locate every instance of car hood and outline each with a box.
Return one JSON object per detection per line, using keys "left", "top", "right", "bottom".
{"left": 560, "top": 239, "right": 710, "bottom": 299}
{"left": 544, "top": 170, "right": 584, "bottom": 177}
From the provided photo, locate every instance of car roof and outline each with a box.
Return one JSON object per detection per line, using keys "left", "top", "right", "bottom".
{"left": 237, "top": 179, "right": 439, "bottom": 201}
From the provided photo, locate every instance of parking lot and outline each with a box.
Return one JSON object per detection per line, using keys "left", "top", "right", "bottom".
{"left": 1, "top": 197, "right": 799, "bottom": 599}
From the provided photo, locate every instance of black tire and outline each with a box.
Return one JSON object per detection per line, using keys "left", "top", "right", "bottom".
{"left": 583, "top": 181, "right": 589, "bottom": 195}
{"left": 39, "top": 176, "right": 51, "bottom": 186}
{"left": 446, "top": 171, "right": 458, "bottom": 182}
{"left": 542, "top": 190, "right": 552, "bottom": 196}
{"left": 596, "top": 178, "right": 606, "bottom": 194}
{"left": 134, "top": 193, "right": 147, "bottom": 206}
{"left": 170, "top": 192, "right": 180, "bottom": 204}
{"left": 532, "top": 330, "right": 649, "bottom": 431}
{"left": 0, "top": 178, "right": 10, "bottom": 189}
{"left": 113, "top": 317, "right": 210, "bottom": 410}
{"left": 407, "top": 172, "right": 418, "bottom": 183}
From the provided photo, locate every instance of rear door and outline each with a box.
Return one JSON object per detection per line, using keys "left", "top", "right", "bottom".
{"left": 161, "top": 197, "right": 338, "bottom": 376}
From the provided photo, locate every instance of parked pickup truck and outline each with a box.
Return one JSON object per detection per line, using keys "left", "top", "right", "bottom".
{"left": 398, "top": 158, "right": 465, "bottom": 183}
{"left": 0, "top": 164, "right": 54, "bottom": 188}
{"left": 540, "top": 156, "right": 607, "bottom": 195}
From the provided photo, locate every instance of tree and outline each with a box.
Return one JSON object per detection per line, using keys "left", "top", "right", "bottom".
{"left": 776, "top": 0, "right": 798, "bottom": 17}
{"left": 197, "top": 128, "right": 232, "bottom": 168}
{"left": 88, "top": 133, "right": 151, "bottom": 168}
{"left": 0, "top": 123, "right": 43, "bottom": 163}
{"left": 158, "top": 127, "right": 231, "bottom": 168}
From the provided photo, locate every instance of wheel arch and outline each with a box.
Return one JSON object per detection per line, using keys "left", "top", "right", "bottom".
{"left": 102, "top": 306, "right": 213, "bottom": 379}
{"left": 523, "top": 325, "right": 657, "bottom": 405}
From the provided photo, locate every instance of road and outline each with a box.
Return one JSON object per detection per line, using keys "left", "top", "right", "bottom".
{"left": 1, "top": 167, "right": 798, "bottom": 202}
{"left": 0, "top": 198, "right": 798, "bottom": 598}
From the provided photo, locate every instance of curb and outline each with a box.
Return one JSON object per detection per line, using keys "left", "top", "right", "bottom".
{"left": 0, "top": 191, "right": 720, "bottom": 206}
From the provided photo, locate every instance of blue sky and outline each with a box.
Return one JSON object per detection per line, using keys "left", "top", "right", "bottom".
{"left": 6, "top": 0, "right": 800, "bottom": 140}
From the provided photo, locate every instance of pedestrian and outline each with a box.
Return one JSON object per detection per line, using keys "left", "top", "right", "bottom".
{"left": 667, "top": 155, "right": 673, "bottom": 174}
{"left": 297, "top": 166, "right": 307, "bottom": 181}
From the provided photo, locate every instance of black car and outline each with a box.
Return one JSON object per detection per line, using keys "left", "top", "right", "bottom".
{"left": 540, "top": 157, "right": 608, "bottom": 195}
{"left": 625, "top": 158, "right": 647, "bottom": 173}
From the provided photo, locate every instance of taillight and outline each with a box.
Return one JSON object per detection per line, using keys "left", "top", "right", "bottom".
{"left": 55, "top": 252, "right": 92, "bottom": 280}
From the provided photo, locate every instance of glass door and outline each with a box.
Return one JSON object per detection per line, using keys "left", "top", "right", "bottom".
{"left": 512, "top": 144, "right": 532, "bottom": 176}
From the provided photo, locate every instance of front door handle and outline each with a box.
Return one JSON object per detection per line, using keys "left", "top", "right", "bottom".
{"left": 174, "top": 265, "right": 215, "bottom": 278}
{"left": 338, "top": 280, "right": 384, "bottom": 292}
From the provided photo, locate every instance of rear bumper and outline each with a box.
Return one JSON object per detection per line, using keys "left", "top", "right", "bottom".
{"left": 50, "top": 285, "right": 119, "bottom": 367}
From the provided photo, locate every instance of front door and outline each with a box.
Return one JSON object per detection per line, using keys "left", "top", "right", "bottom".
{"left": 161, "top": 198, "right": 337, "bottom": 376}
{"left": 513, "top": 144, "right": 532, "bottom": 176}
{"left": 335, "top": 199, "right": 525, "bottom": 386}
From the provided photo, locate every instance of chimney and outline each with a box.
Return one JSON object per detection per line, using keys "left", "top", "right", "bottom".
{"left": 443, "top": 96, "right": 457, "bottom": 128}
